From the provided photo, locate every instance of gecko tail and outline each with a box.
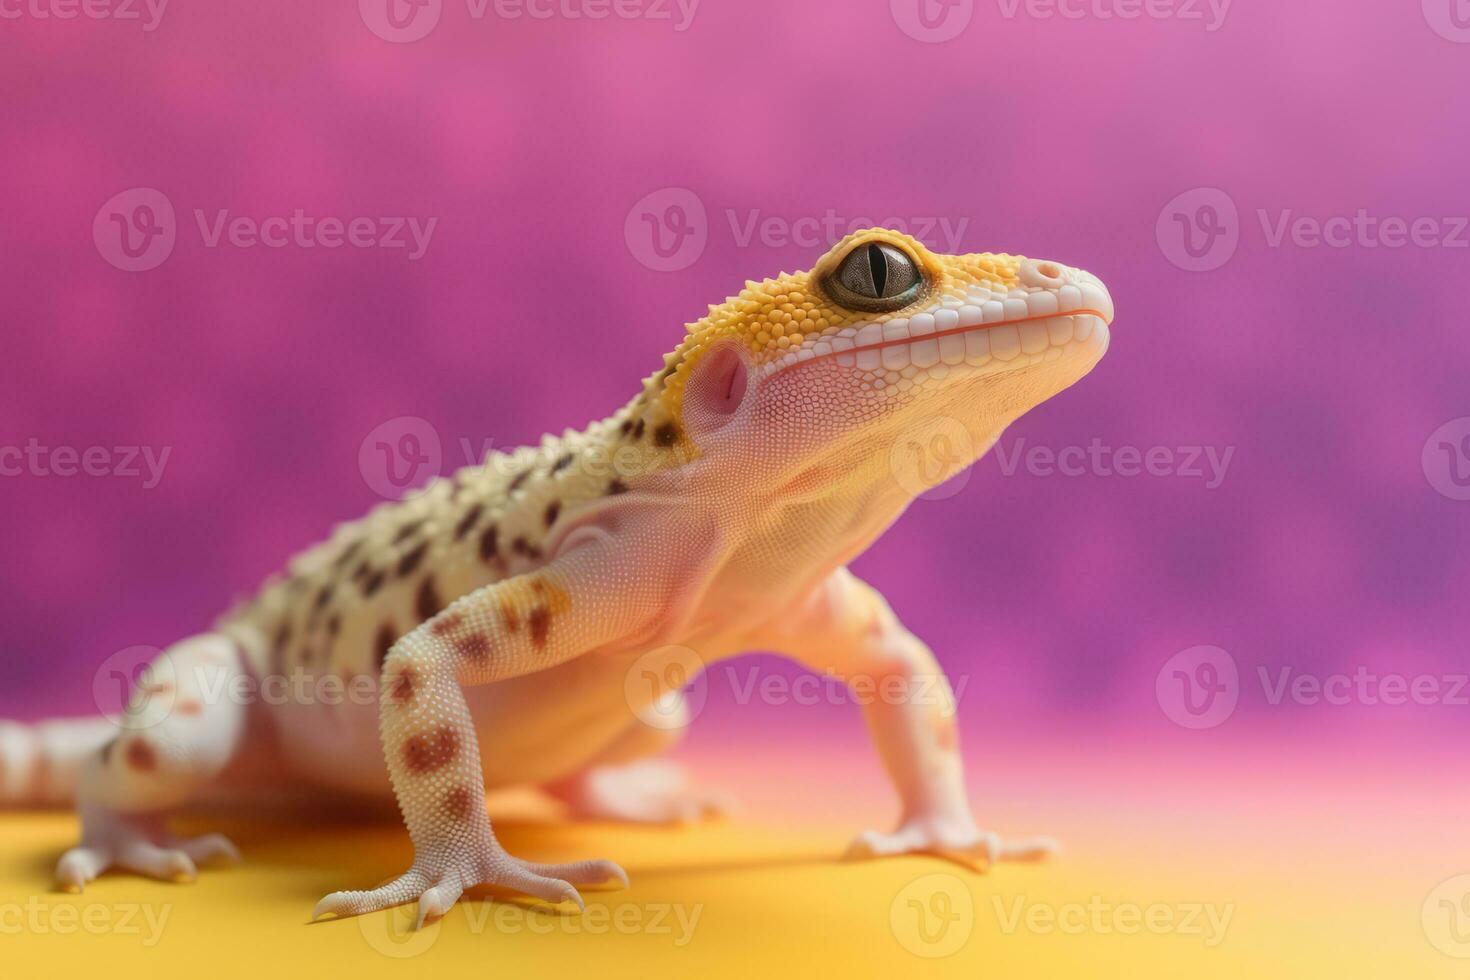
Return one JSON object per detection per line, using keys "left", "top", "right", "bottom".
{"left": 0, "top": 717, "right": 116, "bottom": 807}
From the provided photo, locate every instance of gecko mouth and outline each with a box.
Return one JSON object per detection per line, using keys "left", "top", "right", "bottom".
{"left": 771, "top": 306, "right": 1112, "bottom": 379}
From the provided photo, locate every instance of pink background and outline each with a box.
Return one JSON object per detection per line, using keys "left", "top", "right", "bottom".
{"left": 3, "top": 0, "right": 1469, "bottom": 763}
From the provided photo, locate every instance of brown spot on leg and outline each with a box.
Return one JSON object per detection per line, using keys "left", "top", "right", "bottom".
{"left": 124, "top": 739, "right": 157, "bottom": 773}
{"left": 402, "top": 725, "right": 461, "bottom": 775}
{"left": 653, "top": 422, "right": 680, "bottom": 447}
{"left": 443, "top": 784, "right": 478, "bottom": 823}
{"left": 454, "top": 633, "right": 491, "bottom": 663}
{"left": 528, "top": 606, "right": 551, "bottom": 650}
{"left": 430, "top": 612, "right": 464, "bottom": 637}
{"left": 388, "top": 664, "right": 417, "bottom": 707}
{"left": 177, "top": 700, "right": 203, "bottom": 717}
{"left": 499, "top": 599, "right": 521, "bottom": 633}
{"left": 416, "top": 576, "right": 443, "bottom": 622}
{"left": 606, "top": 478, "right": 628, "bottom": 496}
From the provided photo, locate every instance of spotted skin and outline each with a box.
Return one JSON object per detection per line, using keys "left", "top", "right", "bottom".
{"left": 17, "top": 230, "right": 1111, "bottom": 926}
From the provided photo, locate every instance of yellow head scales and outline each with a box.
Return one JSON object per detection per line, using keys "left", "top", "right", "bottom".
{"left": 641, "top": 228, "right": 1025, "bottom": 429}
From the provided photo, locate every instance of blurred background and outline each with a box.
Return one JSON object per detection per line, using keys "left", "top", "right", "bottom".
{"left": 3, "top": 0, "right": 1469, "bottom": 807}
{"left": 7, "top": 2, "right": 1470, "bottom": 975}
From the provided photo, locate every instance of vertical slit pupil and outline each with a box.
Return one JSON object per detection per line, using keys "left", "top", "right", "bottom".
{"left": 867, "top": 243, "right": 888, "bottom": 296}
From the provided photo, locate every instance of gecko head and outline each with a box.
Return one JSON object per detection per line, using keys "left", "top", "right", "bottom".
{"left": 642, "top": 228, "right": 1112, "bottom": 497}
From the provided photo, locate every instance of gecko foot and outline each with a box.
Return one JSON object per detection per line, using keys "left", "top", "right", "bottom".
{"left": 55, "top": 807, "right": 240, "bottom": 893}
{"left": 843, "top": 814, "right": 1057, "bottom": 870}
{"left": 548, "top": 759, "right": 733, "bottom": 825}
{"left": 313, "top": 847, "right": 629, "bottom": 929}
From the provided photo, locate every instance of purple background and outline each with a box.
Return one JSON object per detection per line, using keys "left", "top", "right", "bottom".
{"left": 3, "top": 0, "right": 1468, "bottom": 739}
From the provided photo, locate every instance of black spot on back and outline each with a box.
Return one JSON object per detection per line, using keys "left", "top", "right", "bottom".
{"left": 509, "top": 471, "right": 531, "bottom": 493}
{"left": 362, "top": 569, "right": 387, "bottom": 597}
{"left": 397, "top": 541, "right": 430, "bottom": 578}
{"left": 393, "top": 521, "right": 424, "bottom": 545}
{"left": 607, "top": 479, "right": 628, "bottom": 496}
{"left": 416, "top": 576, "right": 443, "bottom": 622}
{"left": 374, "top": 622, "right": 398, "bottom": 671}
{"left": 632, "top": 418, "right": 645, "bottom": 440}
{"left": 551, "top": 453, "right": 574, "bottom": 474}
{"left": 544, "top": 501, "right": 561, "bottom": 528}
{"left": 454, "top": 503, "right": 484, "bottom": 541}
{"left": 479, "top": 524, "right": 499, "bottom": 563}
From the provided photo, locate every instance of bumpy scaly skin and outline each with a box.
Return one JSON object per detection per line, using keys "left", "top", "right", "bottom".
{"left": 5, "top": 229, "right": 1113, "bottom": 928}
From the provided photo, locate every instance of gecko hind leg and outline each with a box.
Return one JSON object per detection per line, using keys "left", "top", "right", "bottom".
{"left": 55, "top": 633, "right": 249, "bottom": 892}
{"left": 543, "top": 694, "right": 732, "bottom": 824}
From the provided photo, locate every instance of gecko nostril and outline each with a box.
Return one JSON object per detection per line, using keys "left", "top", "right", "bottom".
{"left": 1019, "top": 258, "right": 1067, "bottom": 289}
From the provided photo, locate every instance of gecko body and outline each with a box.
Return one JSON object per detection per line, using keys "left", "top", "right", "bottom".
{"left": 0, "top": 229, "right": 1113, "bottom": 927}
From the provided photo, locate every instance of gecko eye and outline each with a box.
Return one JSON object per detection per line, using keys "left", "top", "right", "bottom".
{"left": 825, "top": 241, "right": 926, "bottom": 313}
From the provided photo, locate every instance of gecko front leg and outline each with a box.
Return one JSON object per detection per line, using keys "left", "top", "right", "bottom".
{"left": 755, "top": 567, "right": 1057, "bottom": 868}
{"left": 312, "top": 555, "right": 640, "bottom": 928}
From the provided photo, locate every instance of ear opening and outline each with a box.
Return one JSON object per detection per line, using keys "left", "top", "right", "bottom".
{"left": 684, "top": 342, "right": 749, "bottom": 428}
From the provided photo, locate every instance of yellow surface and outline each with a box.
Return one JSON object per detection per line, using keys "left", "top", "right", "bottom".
{"left": 0, "top": 790, "right": 1460, "bottom": 980}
